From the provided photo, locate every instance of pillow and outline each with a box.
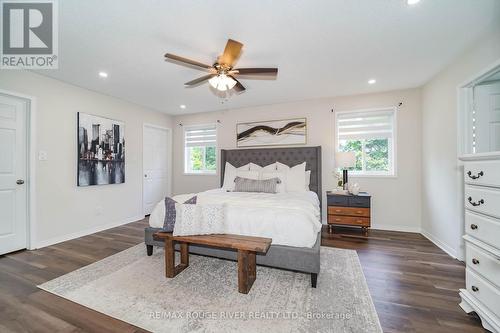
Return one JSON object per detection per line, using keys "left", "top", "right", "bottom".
{"left": 276, "top": 162, "right": 307, "bottom": 192}
{"left": 233, "top": 176, "right": 281, "bottom": 193}
{"left": 249, "top": 162, "right": 277, "bottom": 179}
{"left": 162, "top": 195, "right": 197, "bottom": 232}
{"left": 262, "top": 172, "right": 286, "bottom": 193}
{"left": 305, "top": 170, "right": 311, "bottom": 190}
{"left": 173, "top": 203, "right": 225, "bottom": 236}
{"left": 222, "top": 162, "right": 251, "bottom": 190}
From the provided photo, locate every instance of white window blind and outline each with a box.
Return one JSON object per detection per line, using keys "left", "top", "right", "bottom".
{"left": 337, "top": 110, "right": 394, "bottom": 141}
{"left": 184, "top": 124, "right": 217, "bottom": 147}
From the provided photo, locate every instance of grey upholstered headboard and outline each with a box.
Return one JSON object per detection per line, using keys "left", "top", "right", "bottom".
{"left": 220, "top": 146, "right": 322, "bottom": 208}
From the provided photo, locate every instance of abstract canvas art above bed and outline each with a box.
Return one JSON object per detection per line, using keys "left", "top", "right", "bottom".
{"left": 77, "top": 112, "right": 125, "bottom": 186}
{"left": 236, "top": 118, "right": 307, "bottom": 147}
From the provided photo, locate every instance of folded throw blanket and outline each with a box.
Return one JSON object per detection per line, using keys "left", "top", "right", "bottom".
{"left": 173, "top": 203, "right": 226, "bottom": 236}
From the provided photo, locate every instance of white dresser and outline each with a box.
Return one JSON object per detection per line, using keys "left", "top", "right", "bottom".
{"left": 459, "top": 154, "right": 500, "bottom": 333}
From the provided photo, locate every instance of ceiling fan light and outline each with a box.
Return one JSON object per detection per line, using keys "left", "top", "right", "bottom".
{"left": 209, "top": 74, "right": 236, "bottom": 91}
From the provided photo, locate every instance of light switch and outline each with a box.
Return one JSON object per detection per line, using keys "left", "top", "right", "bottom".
{"left": 38, "top": 151, "right": 48, "bottom": 161}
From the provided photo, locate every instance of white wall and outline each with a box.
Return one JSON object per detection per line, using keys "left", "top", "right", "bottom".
{"left": 172, "top": 88, "right": 422, "bottom": 232}
{"left": 421, "top": 27, "right": 500, "bottom": 259}
{"left": 0, "top": 71, "right": 173, "bottom": 248}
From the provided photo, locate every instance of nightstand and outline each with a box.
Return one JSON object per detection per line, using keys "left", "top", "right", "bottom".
{"left": 326, "top": 191, "right": 371, "bottom": 235}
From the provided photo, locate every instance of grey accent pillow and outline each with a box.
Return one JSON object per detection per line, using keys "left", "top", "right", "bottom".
{"left": 233, "top": 176, "right": 281, "bottom": 194}
{"left": 162, "top": 196, "right": 197, "bottom": 232}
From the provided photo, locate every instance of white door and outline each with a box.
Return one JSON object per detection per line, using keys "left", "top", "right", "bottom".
{"left": 474, "top": 82, "right": 500, "bottom": 153}
{"left": 143, "top": 125, "right": 170, "bottom": 215}
{"left": 0, "top": 93, "right": 28, "bottom": 255}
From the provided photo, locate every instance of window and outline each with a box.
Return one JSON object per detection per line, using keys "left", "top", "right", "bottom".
{"left": 336, "top": 108, "right": 396, "bottom": 176}
{"left": 184, "top": 124, "right": 217, "bottom": 174}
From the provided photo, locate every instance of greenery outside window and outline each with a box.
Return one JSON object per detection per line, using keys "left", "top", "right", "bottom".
{"left": 184, "top": 124, "right": 217, "bottom": 174}
{"left": 336, "top": 108, "right": 396, "bottom": 176}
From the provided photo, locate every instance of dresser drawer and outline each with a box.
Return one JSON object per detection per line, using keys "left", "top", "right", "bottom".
{"left": 327, "top": 206, "right": 370, "bottom": 217}
{"left": 348, "top": 196, "right": 370, "bottom": 208}
{"left": 466, "top": 242, "right": 500, "bottom": 288}
{"left": 466, "top": 268, "right": 500, "bottom": 316}
{"left": 328, "top": 215, "right": 370, "bottom": 226}
{"left": 465, "top": 185, "right": 500, "bottom": 219}
{"left": 464, "top": 160, "right": 500, "bottom": 188}
{"left": 327, "top": 195, "right": 349, "bottom": 206}
{"left": 465, "top": 211, "right": 500, "bottom": 248}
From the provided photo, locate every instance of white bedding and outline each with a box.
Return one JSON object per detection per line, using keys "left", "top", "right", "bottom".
{"left": 149, "top": 188, "right": 322, "bottom": 248}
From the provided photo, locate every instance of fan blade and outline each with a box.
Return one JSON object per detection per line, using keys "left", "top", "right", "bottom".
{"left": 230, "top": 76, "right": 246, "bottom": 92}
{"left": 218, "top": 39, "right": 243, "bottom": 67}
{"left": 185, "top": 74, "right": 215, "bottom": 86}
{"left": 165, "top": 53, "right": 212, "bottom": 70}
{"left": 233, "top": 68, "right": 278, "bottom": 75}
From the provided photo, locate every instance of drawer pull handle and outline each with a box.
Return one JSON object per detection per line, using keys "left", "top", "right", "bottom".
{"left": 468, "top": 197, "right": 484, "bottom": 207}
{"left": 472, "top": 258, "right": 479, "bottom": 265}
{"left": 470, "top": 224, "right": 478, "bottom": 230}
{"left": 467, "top": 171, "right": 484, "bottom": 180}
{"left": 471, "top": 286, "right": 479, "bottom": 292}
{"left": 356, "top": 211, "right": 362, "bottom": 214}
{"left": 335, "top": 210, "right": 341, "bottom": 213}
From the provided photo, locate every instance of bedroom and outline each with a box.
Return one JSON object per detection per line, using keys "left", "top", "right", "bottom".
{"left": 0, "top": 0, "right": 500, "bottom": 332}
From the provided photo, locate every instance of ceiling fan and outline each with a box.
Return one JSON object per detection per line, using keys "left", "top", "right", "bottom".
{"left": 164, "top": 39, "right": 278, "bottom": 93}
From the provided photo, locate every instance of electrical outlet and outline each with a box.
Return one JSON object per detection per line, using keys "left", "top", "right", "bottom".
{"left": 38, "top": 150, "right": 48, "bottom": 161}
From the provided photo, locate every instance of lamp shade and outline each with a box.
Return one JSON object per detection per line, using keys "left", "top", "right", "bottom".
{"left": 335, "top": 151, "right": 356, "bottom": 168}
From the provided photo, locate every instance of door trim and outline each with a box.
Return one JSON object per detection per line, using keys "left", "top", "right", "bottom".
{"left": 0, "top": 89, "right": 36, "bottom": 250}
{"left": 142, "top": 123, "right": 172, "bottom": 216}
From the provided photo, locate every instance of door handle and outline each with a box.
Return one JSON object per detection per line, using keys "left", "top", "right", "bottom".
{"left": 16, "top": 179, "right": 24, "bottom": 185}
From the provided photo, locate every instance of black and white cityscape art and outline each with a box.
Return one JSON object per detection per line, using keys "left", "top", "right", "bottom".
{"left": 77, "top": 112, "right": 125, "bottom": 186}
{"left": 236, "top": 118, "right": 307, "bottom": 147}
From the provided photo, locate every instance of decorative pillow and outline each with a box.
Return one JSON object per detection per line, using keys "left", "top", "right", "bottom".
{"left": 222, "top": 162, "right": 252, "bottom": 190}
{"left": 276, "top": 162, "right": 307, "bottom": 192}
{"left": 233, "top": 176, "right": 281, "bottom": 193}
{"left": 249, "top": 162, "right": 277, "bottom": 179}
{"left": 262, "top": 172, "right": 286, "bottom": 193}
{"left": 173, "top": 204, "right": 226, "bottom": 236}
{"left": 162, "top": 196, "right": 197, "bottom": 232}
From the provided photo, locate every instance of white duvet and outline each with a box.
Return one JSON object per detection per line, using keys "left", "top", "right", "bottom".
{"left": 149, "top": 188, "right": 322, "bottom": 248}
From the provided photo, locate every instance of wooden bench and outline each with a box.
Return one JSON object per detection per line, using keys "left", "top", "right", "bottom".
{"left": 154, "top": 232, "right": 272, "bottom": 294}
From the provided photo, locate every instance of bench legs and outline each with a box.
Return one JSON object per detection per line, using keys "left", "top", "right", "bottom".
{"left": 165, "top": 239, "right": 189, "bottom": 278}
{"left": 238, "top": 250, "right": 256, "bottom": 294}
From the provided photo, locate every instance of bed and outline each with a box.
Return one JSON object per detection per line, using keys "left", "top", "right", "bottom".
{"left": 144, "top": 146, "right": 322, "bottom": 287}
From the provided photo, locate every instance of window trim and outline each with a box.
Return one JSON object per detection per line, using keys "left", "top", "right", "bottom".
{"left": 183, "top": 123, "right": 218, "bottom": 176}
{"left": 335, "top": 107, "right": 398, "bottom": 178}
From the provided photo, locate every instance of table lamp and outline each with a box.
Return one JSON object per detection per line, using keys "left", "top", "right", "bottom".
{"left": 335, "top": 151, "right": 356, "bottom": 190}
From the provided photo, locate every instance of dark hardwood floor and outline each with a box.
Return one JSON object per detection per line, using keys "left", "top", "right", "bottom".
{"left": 0, "top": 219, "right": 484, "bottom": 333}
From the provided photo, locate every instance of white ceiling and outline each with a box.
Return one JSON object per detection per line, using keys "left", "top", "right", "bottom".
{"left": 38, "top": 0, "right": 500, "bottom": 115}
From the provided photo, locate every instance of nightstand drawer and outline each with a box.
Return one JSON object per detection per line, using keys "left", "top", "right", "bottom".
{"left": 348, "top": 196, "right": 370, "bottom": 208}
{"left": 327, "top": 206, "right": 370, "bottom": 217}
{"left": 328, "top": 215, "right": 370, "bottom": 226}
{"left": 327, "top": 195, "right": 349, "bottom": 206}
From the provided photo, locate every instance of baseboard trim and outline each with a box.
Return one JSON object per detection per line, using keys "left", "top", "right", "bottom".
{"left": 33, "top": 215, "right": 144, "bottom": 249}
{"left": 420, "top": 229, "right": 459, "bottom": 259}
{"left": 371, "top": 224, "right": 421, "bottom": 233}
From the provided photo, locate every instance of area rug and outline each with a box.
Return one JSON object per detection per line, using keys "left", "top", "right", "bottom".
{"left": 38, "top": 244, "right": 382, "bottom": 333}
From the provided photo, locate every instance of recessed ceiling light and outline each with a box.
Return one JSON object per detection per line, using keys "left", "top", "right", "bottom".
{"left": 368, "top": 79, "right": 376, "bottom": 85}
{"left": 179, "top": 104, "right": 186, "bottom": 109}
{"left": 98, "top": 71, "right": 108, "bottom": 78}
{"left": 407, "top": 0, "right": 421, "bottom": 5}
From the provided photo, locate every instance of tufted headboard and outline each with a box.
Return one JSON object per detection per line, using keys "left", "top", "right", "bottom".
{"left": 220, "top": 146, "right": 322, "bottom": 208}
